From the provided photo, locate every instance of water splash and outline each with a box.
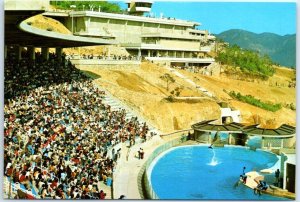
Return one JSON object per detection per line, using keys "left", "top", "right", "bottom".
{"left": 207, "top": 149, "right": 219, "bottom": 166}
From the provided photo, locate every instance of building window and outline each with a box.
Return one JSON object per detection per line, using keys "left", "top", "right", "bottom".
{"left": 135, "top": 3, "right": 152, "bottom": 7}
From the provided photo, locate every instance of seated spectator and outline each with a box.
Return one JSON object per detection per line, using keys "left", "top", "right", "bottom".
{"left": 4, "top": 50, "right": 154, "bottom": 199}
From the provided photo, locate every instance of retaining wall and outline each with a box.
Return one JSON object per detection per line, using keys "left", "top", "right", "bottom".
{"left": 137, "top": 130, "right": 192, "bottom": 199}
{"left": 71, "top": 59, "right": 141, "bottom": 69}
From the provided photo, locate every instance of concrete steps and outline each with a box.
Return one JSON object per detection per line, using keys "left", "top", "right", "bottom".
{"left": 96, "top": 85, "right": 161, "bottom": 135}
{"left": 165, "top": 67, "right": 215, "bottom": 98}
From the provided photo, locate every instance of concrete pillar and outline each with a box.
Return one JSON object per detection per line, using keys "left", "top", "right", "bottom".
{"left": 27, "top": 46, "right": 35, "bottom": 60}
{"left": 41, "top": 47, "right": 49, "bottom": 60}
{"left": 4, "top": 45, "right": 7, "bottom": 59}
{"left": 280, "top": 153, "right": 288, "bottom": 189}
{"left": 148, "top": 50, "right": 150, "bottom": 57}
{"left": 174, "top": 51, "right": 177, "bottom": 58}
{"left": 124, "top": 21, "right": 128, "bottom": 43}
{"left": 107, "top": 46, "right": 111, "bottom": 59}
{"left": 14, "top": 45, "right": 22, "bottom": 60}
{"left": 185, "top": 62, "right": 189, "bottom": 67}
{"left": 86, "top": 17, "right": 91, "bottom": 32}
{"left": 137, "top": 48, "right": 141, "bottom": 60}
{"left": 56, "top": 47, "right": 62, "bottom": 62}
{"left": 182, "top": 51, "right": 184, "bottom": 58}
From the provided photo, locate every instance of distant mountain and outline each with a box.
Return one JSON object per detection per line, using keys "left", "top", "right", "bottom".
{"left": 216, "top": 29, "right": 296, "bottom": 68}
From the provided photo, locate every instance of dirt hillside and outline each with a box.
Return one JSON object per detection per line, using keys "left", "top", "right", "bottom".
{"left": 77, "top": 61, "right": 295, "bottom": 131}
{"left": 24, "top": 14, "right": 71, "bottom": 34}
{"left": 78, "top": 62, "right": 220, "bottom": 133}
{"left": 177, "top": 65, "right": 296, "bottom": 128}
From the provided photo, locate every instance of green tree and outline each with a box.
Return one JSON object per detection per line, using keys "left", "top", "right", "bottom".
{"left": 160, "top": 73, "right": 175, "bottom": 91}
{"left": 215, "top": 44, "right": 275, "bottom": 77}
{"left": 50, "top": 1, "right": 123, "bottom": 13}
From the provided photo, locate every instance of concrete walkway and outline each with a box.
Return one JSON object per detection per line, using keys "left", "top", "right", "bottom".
{"left": 242, "top": 171, "right": 295, "bottom": 199}
{"left": 113, "top": 135, "right": 164, "bottom": 199}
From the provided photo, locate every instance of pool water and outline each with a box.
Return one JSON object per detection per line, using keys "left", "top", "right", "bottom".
{"left": 149, "top": 146, "right": 286, "bottom": 200}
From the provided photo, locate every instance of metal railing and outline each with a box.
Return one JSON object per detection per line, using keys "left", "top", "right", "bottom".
{"left": 3, "top": 177, "right": 39, "bottom": 199}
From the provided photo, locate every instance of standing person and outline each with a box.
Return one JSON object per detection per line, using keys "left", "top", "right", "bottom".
{"left": 138, "top": 148, "right": 144, "bottom": 159}
{"left": 138, "top": 148, "right": 141, "bottom": 159}
{"left": 242, "top": 167, "right": 246, "bottom": 175}
{"left": 111, "top": 148, "right": 115, "bottom": 160}
{"left": 241, "top": 166, "right": 247, "bottom": 184}
{"left": 139, "top": 148, "right": 144, "bottom": 159}
{"left": 275, "top": 169, "right": 280, "bottom": 186}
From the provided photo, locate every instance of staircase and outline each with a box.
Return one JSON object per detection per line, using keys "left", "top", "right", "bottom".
{"left": 100, "top": 88, "right": 161, "bottom": 135}
{"left": 164, "top": 66, "right": 217, "bottom": 99}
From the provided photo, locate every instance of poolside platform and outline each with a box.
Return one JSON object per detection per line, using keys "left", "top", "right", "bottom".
{"left": 243, "top": 171, "right": 295, "bottom": 200}
{"left": 113, "top": 135, "right": 164, "bottom": 199}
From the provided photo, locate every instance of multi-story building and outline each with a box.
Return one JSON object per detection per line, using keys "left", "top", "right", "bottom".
{"left": 45, "top": 0, "right": 216, "bottom": 67}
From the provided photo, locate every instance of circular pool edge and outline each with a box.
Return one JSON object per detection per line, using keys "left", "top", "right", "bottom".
{"left": 144, "top": 144, "right": 281, "bottom": 200}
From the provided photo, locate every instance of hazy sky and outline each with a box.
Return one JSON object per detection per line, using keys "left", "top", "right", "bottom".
{"left": 117, "top": 1, "right": 296, "bottom": 35}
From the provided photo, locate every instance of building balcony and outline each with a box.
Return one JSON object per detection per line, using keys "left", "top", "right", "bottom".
{"left": 144, "top": 56, "right": 215, "bottom": 64}
{"left": 70, "top": 11, "right": 199, "bottom": 27}
{"left": 200, "top": 47, "right": 212, "bottom": 52}
{"left": 122, "top": 43, "right": 203, "bottom": 52}
{"left": 142, "top": 32, "right": 205, "bottom": 41}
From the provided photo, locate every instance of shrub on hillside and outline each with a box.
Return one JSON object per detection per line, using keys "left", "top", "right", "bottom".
{"left": 228, "top": 91, "right": 282, "bottom": 112}
{"left": 50, "top": 1, "right": 123, "bottom": 13}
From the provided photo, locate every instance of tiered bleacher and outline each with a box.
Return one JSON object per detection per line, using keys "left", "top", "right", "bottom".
{"left": 4, "top": 51, "right": 151, "bottom": 199}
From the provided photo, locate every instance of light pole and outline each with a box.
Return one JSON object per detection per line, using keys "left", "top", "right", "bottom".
{"left": 70, "top": 5, "right": 76, "bottom": 34}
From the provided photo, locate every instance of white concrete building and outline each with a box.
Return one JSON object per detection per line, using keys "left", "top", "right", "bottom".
{"left": 280, "top": 153, "right": 296, "bottom": 193}
{"left": 44, "top": 0, "right": 216, "bottom": 67}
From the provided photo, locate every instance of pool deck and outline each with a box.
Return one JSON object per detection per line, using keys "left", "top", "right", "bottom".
{"left": 113, "top": 139, "right": 295, "bottom": 200}
{"left": 242, "top": 171, "right": 296, "bottom": 200}
{"left": 113, "top": 135, "right": 164, "bottom": 199}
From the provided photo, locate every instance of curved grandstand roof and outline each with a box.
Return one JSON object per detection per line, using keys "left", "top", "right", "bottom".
{"left": 192, "top": 120, "right": 295, "bottom": 138}
{"left": 5, "top": 10, "right": 116, "bottom": 48}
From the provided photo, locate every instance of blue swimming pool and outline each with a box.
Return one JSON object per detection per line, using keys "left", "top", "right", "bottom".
{"left": 149, "top": 145, "right": 286, "bottom": 200}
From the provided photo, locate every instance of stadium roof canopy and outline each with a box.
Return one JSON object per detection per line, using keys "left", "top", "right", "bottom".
{"left": 191, "top": 119, "right": 244, "bottom": 133}
{"left": 5, "top": 10, "right": 116, "bottom": 48}
{"left": 243, "top": 124, "right": 295, "bottom": 138}
{"left": 192, "top": 120, "right": 295, "bottom": 138}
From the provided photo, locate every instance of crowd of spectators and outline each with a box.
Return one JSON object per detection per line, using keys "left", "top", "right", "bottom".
{"left": 67, "top": 53, "right": 140, "bottom": 61}
{"left": 171, "top": 64, "right": 214, "bottom": 75}
{"left": 4, "top": 50, "right": 151, "bottom": 199}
